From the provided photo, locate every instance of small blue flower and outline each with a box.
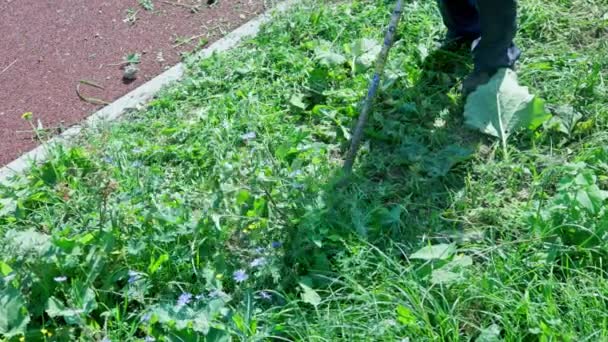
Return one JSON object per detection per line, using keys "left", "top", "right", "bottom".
{"left": 128, "top": 270, "right": 140, "bottom": 284}
{"left": 233, "top": 269, "right": 248, "bottom": 283}
{"left": 250, "top": 257, "right": 266, "bottom": 268}
{"left": 141, "top": 312, "right": 152, "bottom": 323}
{"left": 177, "top": 292, "right": 193, "bottom": 307}
{"left": 144, "top": 336, "right": 156, "bottom": 342}
{"left": 101, "top": 337, "right": 111, "bottom": 342}
{"left": 258, "top": 291, "right": 272, "bottom": 300}
{"left": 53, "top": 276, "right": 68, "bottom": 283}
{"left": 102, "top": 156, "right": 114, "bottom": 164}
{"left": 131, "top": 160, "right": 143, "bottom": 168}
{"left": 271, "top": 241, "right": 282, "bottom": 249}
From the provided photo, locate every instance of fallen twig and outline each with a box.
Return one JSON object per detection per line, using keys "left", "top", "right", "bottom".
{"left": 76, "top": 80, "right": 111, "bottom": 106}
{"left": 0, "top": 59, "right": 18, "bottom": 75}
{"left": 16, "top": 126, "right": 65, "bottom": 134}
{"left": 173, "top": 33, "right": 207, "bottom": 48}
{"left": 161, "top": 0, "right": 200, "bottom": 12}
{"left": 106, "top": 61, "right": 130, "bottom": 67}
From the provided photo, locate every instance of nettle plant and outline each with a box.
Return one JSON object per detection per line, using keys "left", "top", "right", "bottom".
{"left": 529, "top": 159, "right": 608, "bottom": 262}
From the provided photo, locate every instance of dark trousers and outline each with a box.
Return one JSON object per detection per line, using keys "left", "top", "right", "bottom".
{"left": 437, "top": 0, "right": 521, "bottom": 73}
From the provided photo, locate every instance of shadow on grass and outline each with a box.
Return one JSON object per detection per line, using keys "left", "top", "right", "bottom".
{"left": 283, "top": 43, "right": 484, "bottom": 285}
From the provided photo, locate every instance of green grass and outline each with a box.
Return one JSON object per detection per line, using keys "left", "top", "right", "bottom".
{"left": 1, "top": 0, "right": 608, "bottom": 341}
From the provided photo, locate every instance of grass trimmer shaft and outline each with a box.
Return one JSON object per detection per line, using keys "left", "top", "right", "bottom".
{"left": 343, "top": 0, "right": 405, "bottom": 173}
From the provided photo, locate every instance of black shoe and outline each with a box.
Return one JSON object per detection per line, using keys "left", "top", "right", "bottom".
{"left": 439, "top": 30, "right": 479, "bottom": 51}
{"left": 462, "top": 70, "right": 494, "bottom": 96}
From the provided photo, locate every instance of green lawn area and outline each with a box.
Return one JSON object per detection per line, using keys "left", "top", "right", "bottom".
{"left": 1, "top": 0, "right": 607, "bottom": 340}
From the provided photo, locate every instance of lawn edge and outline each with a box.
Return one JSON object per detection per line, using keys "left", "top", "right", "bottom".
{"left": 0, "top": 0, "right": 298, "bottom": 186}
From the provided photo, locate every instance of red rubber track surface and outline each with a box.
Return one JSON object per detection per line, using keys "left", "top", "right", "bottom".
{"left": 0, "top": 0, "right": 264, "bottom": 166}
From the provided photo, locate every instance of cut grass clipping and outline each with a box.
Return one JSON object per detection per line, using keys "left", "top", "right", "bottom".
{"left": 1, "top": 0, "right": 608, "bottom": 340}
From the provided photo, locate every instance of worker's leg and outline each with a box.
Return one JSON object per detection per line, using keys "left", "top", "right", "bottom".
{"left": 437, "top": 0, "right": 481, "bottom": 41}
{"left": 462, "top": 0, "right": 521, "bottom": 93}
{"left": 472, "top": 0, "right": 520, "bottom": 73}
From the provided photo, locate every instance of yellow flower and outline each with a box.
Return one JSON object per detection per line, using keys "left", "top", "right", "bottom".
{"left": 19, "top": 336, "right": 25, "bottom": 342}
{"left": 47, "top": 332, "right": 53, "bottom": 337}
{"left": 215, "top": 273, "right": 223, "bottom": 280}
{"left": 21, "top": 112, "right": 33, "bottom": 121}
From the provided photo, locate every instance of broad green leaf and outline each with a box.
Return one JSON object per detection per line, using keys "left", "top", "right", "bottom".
{"left": 0, "top": 286, "right": 30, "bottom": 337}
{"left": 314, "top": 40, "right": 346, "bottom": 67}
{"left": 396, "top": 305, "right": 416, "bottom": 326}
{"left": 430, "top": 269, "right": 462, "bottom": 285}
{"left": 148, "top": 253, "right": 169, "bottom": 274}
{"left": 4, "top": 229, "right": 52, "bottom": 257}
{"left": 476, "top": 324, "right": 502, "bottom": 342}
{"left": 84, "top": 248, "right": 106, "bottom": 285}
{"left": 45, "top": 296, "right": 66, "bottom": 318}
{"left": 0, "top": 198, "right": 16, "bottom": 217}
{"left": 397, "top": 140, "right": 429, "bottom": 164}
{"left": 149, "top": 303, "right": 211, "bottom": 334}
{"left": 127, "top": 239, "right": 146, "bottom": 256}
{"left": 446, "top": 255, "right": 473, "bottom": 269}
{"left": 431, "top": 255, "right": 473, "bottom": 285}
{"left": 78, "top": 233, "right": 95, "bottom": 245}
{"left": 235, "top": 189, "right": 251, "bottom": 206}
{"left": 70, "top": 286, "right": 97, "bottom": 314}
{"left": 232, "top": 313, "right": 246, "bottom": 332}
{"left": 46, "top": 286, "right": 97, "bottom": 325}
{"left": 299, "top": 283, "right": 321, "bottom": 307}
{"left": 346, "top": 38, "right": 381, "bottom": 68}
{"left": 52, "top": 236, "right": 77, "bottom": 252}
{"left": 46, "top": 297, "right": 83, "bottom": 325}
{"left": 576, "top": 189, "right": 595, "bottom": 213}
{"left": 378, "top": 206, "right": 402, "bottom": 226}
{"left": 410, "top": 243, "right": 456, "bottom": 261}
{"left": 576, "top": 185, "right": 608, "bottom": 214}
{"left": 464, "top": 68, "right": 550, "bottom": 151}
{"left": 289, "top": 93, "right": 307, "bottom": 110}
{"left": 315, "top": 50, "right": 346, "bottom": 67}
{"left": 423, "top": 145, "right": 474, "bottom": 177}
{"left": 0, "top": 261, "right": 13, "bottom": 276}
{"left": 546, "top": 104, "right": 582, "bottom": 136}
{"left": 575, "top": 118, "right": 595, "bottom": 134}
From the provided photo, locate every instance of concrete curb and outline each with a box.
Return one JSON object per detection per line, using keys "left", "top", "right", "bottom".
{"left": 0, "top": 0, "right": 297, "bottom": 186}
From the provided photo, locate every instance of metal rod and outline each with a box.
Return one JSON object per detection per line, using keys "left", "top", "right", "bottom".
{"left": 343, "top": 0, "right": 404, "bottom": 173}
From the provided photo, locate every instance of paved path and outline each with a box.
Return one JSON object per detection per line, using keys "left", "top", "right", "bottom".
{"left": 0, "top": 0, "right": 264, "bottom": 166}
